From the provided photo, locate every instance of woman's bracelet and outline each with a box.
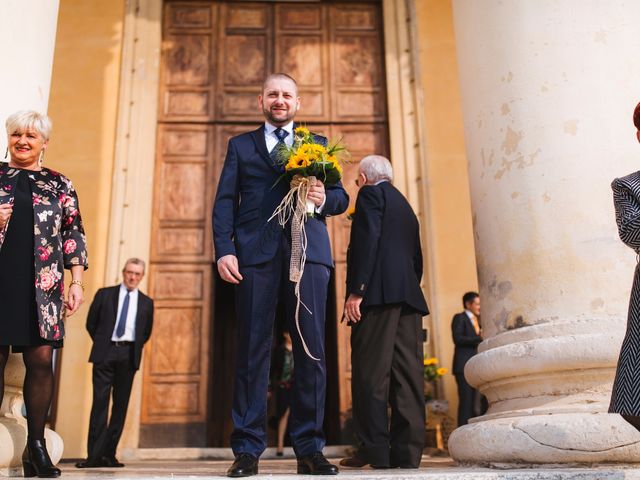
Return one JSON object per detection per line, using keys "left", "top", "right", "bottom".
{"left": 69, "top": 279, "right": 85, "bottom": 291}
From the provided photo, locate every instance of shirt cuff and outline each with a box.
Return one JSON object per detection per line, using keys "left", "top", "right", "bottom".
{"left": 315, "top": 196, "right": 327, "bottom": 215}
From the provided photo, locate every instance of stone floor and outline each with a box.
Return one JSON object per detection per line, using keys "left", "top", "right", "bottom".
{"left": 55, "top": 457, "right": 640, "bottom": 479}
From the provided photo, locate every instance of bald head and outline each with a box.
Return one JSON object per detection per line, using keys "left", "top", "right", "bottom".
{"left": 262, "top": 73, "right": 298, "bottom": 96}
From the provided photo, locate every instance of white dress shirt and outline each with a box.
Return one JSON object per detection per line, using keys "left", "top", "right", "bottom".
{"left": 111, "top": 283, "right": 139, "bottom": 341}
{"left": 264, "top": 121, "right": 294, "bottom": 152}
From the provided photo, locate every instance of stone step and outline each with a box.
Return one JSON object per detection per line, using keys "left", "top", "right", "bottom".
{"left": 56, "top": 458, "right": 640, "bottom": 479}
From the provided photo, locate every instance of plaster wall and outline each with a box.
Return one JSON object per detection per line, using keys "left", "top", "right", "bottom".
{"left": 47, "top": 0, "right": 126, "bottom": 458}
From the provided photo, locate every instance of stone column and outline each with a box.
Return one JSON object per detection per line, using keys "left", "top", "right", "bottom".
{"left": 448, "top": 0, "right": 640, "bottom": 464}
{"left": 0, "top": 1, "right": 62, "bottom": 476}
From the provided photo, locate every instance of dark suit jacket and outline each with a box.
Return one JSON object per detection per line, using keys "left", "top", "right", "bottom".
{"left": 212, "top": 125, "right": 349, "bottom": 268}
{"left": 346, "top": 181, "right": 428, "bottom": 315}
{"left": 86, "top": 286, "right": 154, "bottom": 370}
{"left": 451, "top": 312, "right": 482, "bottom": 374}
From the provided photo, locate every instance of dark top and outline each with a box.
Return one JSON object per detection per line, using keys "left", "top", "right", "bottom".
{"left": 86, "top": 285, "right": 154, "bottom": 370}
{"left": 0, "top": 170, "right": 54, "bottom": 347}
{"left": 451, "top": 312, "right": 482, "bottom": 374}
{"left": 346, "top": 181, "right": 429, "bottom": 315}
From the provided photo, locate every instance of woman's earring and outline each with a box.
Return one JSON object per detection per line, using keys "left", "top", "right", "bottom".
{"left": 38, "top": 149, "right": 45, "bottom": 167}
{"left": 3, "top": 147, "right": 7, "bottom": 160}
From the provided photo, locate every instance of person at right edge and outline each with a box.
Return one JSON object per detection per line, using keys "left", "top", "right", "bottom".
{"left": 609, "top": 101, "right": 640, "bottom": 430}
{"left": 340, "top": 155, "right": 429, "bottom": 469}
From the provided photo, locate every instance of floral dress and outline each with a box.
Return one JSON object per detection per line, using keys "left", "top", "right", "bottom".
{"left": 0, "top": 165, "right": 88, "bottom": 344}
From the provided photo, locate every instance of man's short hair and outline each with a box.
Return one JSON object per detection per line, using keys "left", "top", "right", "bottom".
{"left": 359, "top": 155, "right": 393, "bottom": 183}
{"left": 634, "top": 102, "right": 640, "bottom": 131}
{"left": 262, "top": 73, "right": 298, "bottom": 94}
{"left": 462, "top": 291, "right": 479, "bottom": 308}
{"left": 124, "top": 257, "right": 146, "bottom": 272}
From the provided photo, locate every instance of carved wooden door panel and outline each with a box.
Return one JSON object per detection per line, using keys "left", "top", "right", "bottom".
{"left": 144, "top": 0, "right": 387, "bottom": 447}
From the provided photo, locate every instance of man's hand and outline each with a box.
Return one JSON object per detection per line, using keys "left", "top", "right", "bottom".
{"left": 308, "top": 179, "right": 325, "bottom": 207}
{"left": 0, "top": 203, "right": 13, "bottom": 229}
{"left": 217, "top": 254, "right": 243, "bottom": 284}
{"left": 343, "top": 293, "right": 363, "bottom": 324}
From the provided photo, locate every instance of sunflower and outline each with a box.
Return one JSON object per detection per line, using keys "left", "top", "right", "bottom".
{"left": 294, "top": 126, "right": 310, "bottom": 137}
{"left": 286, "top": 154, "right": 310, "bottom": 171}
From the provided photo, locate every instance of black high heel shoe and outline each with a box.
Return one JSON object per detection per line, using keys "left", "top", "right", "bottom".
{"left": 23, "top": 438, "right": 61, "bottom": 478}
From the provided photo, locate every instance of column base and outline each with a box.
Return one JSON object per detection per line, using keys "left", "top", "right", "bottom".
{"left": 448, "top": 412, "right": 640, "bottom": 466}
{"left": 0, "top": 390, "right": 63, "bottom": 477}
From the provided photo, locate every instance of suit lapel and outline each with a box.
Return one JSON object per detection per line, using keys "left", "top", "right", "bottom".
{"left": 134, "top": 294, "right": 149, "bottom": 343}
{"left": 250, "top": 125, "right": 282, "bottom": 174}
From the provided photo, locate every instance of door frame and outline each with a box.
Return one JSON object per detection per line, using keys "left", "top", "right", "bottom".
{"left": 109, "top": 0, "right": 433, "bottom": 453}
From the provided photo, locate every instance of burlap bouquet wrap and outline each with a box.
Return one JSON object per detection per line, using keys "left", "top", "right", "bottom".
{"left": 269, "top": 174, "right": 319, "bottom": 360}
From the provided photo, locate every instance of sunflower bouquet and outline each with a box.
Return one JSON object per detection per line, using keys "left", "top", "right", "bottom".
{"left": 275, "top": 126, "right": 346, "bottom": 216}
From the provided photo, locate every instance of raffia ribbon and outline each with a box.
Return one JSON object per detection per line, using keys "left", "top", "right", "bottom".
{"left": 269, "top": 175, "right": 319, "bottom": 360}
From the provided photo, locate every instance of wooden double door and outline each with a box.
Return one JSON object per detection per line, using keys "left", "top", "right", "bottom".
{"left": 141, "top": 0, "right": 389, "bottom": 447}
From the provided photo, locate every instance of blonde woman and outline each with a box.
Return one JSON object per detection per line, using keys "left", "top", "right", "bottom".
{"left": 0, "top": 111, "right": 88, "bottom": 477}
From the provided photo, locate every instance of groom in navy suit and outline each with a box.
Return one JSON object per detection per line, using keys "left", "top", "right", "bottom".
{"left": 213, "top": 73, "right": 348, "bottom": 477}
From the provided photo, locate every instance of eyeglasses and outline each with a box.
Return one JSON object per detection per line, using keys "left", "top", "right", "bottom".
{"left": 355, "top": 177, "right": 361, "bottom": 187}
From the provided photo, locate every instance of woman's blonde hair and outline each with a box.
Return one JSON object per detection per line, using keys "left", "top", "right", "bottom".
{"left": 5, "top": 110, "right": 52, "bottom": 140}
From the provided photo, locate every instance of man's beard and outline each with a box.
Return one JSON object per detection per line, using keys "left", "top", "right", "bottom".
{"left": 263, "top": 105, "right": 295, "bottom": 125}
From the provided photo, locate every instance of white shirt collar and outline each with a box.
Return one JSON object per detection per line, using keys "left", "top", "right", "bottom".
{"left": 464, "top": 309, "right": 475, "bottom": 319}
{"left": 264, "top": 121, "right": 294, "bottom": 136}
{"left": 120, "top": 283, "right": 138, "bottom": 294}
{"left": 374, "top": 179, "right": 389, "bottom": 186}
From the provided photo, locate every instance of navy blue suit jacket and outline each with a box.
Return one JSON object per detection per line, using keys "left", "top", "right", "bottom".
{"left": 213, "top": 125, "right": 349, "bottom": 268}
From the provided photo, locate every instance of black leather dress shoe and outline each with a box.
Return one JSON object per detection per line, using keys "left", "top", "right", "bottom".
{"left": 227, "top": 453, "right": 259, "bottom": 477}
{"left": 339, "top": 456, "right": 367, "bottom": 468}
{"left": 75, "top": 457, "right": 107, "bottom": 468}
{"left": 297, "top": 452, "right": 339, "bottom": 475}
{"left": 102, "top": 456, "right": 125, "bottom": 468}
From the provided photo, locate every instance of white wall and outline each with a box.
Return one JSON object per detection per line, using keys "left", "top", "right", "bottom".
{"left": 0, "top": 0, "right": 60, "bottom": 154}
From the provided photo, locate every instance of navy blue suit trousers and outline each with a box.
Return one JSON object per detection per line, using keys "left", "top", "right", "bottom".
{"left": 231, "top": 233, "right": 330, "bottom": 457}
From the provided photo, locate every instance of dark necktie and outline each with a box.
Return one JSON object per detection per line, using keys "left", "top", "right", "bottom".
{"left": 115, "top": 291, "right": 130, "bottom": 338}
{"left": 270, "top": 127, "right": 289, "bottom": 167}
